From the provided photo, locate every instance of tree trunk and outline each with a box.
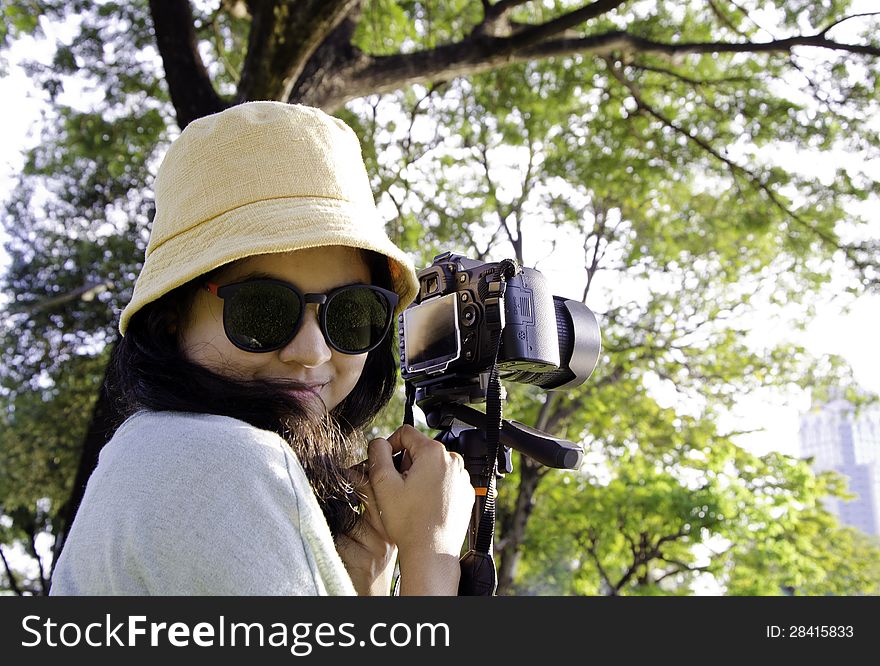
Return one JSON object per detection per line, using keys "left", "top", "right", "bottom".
{"left": 287, "top": 9, "right": 367, "bottom": 111}
{"left": 495, "top": 392, "right": 561, "bottom": 594}
{"left": 496, "top": 455, "right": 542, "bottom": 595}
{"left": 148, "top": 0, "right": 227, "bottom": 128}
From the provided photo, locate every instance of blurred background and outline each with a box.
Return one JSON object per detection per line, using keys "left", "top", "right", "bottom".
{"left": 1, "top": 0, "right": 879, "bottom": 595}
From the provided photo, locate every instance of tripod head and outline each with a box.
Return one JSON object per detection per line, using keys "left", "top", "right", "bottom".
{"left": 425, "top": 402, "right": 583, "bottom": 471}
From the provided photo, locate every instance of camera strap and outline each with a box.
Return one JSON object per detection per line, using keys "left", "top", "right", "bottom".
{"left": 473, "top": 356, "right": 502, "bottom": 555}
{"left": 457, "top": 353, "right": 502, "bottom": 596}
{"left": 459, "top": 259, "right": 517, "bottom": 595}
{"left": 403, "top": 382, "right": 416, "bottom": 428}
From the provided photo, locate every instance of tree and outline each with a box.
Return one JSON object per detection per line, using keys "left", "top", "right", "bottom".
{"left": 1, "top": 0, "right": 878, "bottom": 594}
{"left": 510, "top": 419, "right": 880, "bottom": 595}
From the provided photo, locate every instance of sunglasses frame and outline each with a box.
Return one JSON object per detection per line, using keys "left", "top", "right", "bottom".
{"left": 205, "top": 278, "right": 399, "bottom": 355}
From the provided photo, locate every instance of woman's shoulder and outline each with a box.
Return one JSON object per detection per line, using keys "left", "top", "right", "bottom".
{"left": 99, "top": 410, "right": 299, "bottom": 489}
{"left": 54, "top": 409, "right": 351, "bottom": 595}
{"left": 110, "top": 410, "right": 284, "bottom": 459}
{"left": 115, "top": 409, "right": 274, "bottom": 442}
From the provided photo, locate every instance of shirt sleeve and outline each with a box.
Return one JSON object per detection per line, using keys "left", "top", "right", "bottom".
{"left": 51, "top": 412, "right": 355, "bottom": 596}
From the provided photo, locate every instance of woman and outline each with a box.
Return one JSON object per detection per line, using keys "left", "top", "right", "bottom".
{"left": 50, "top": 102, "right": 475, "bottom": 596}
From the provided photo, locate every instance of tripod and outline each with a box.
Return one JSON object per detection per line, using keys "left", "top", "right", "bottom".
{"left": 416, "top": 386, "right": 584, "bottom": 595}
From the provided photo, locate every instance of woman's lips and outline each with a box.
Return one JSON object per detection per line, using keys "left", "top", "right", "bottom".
{"left": 285, "top": 383, "right": 327, "bottom": 397}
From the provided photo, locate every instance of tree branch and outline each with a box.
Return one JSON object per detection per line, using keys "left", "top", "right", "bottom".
{"left": 506, "top": 0, "right": 629, "bottom": 48}
{"left": 148, "top": 0, "right": 227, "bottom": 128}
{"left": 654, "top": 527, "right": 689, "bottom": 550}
{"left": 583, "top": 527, "right": 616, "bottom": 594}
{"left": 209, "top": 7, "right": 241, "bottom": 84}
{"left": 721, "top": 427, "right": 764, "bottom": 438}
{"left": 399, "top": 83, "right": 446, "bottom": 163}
{"left": 237, "top": 0, "right": 361, "bottom": 102}
{"left": 725, "top": 0, "right": 777, "bottom": 39}
{"left": 628, "top": 62, "right": 754, "bottom": 88}
{"left": 464, "top": 221, "right": 505, "bottom": 261}
{"left": 818, "top": 12, "right": 880, "bottom": 38}
{"left": 14, "top": 281, "right": 111, "bottom": 316}
{"left": 0, "top": 545, "right": 23, "bottom": 596}
{"left": 612, "top": 557, "right": 641, "bottom": 594}
{"left": 787, "top": 55, "right": 847, "bottom": 111}
{"left": 287, "top": 4, "right": 368, "bottom": 109}
{"left": 654, "top": 561, "right": 712, "bottom": 583}
{"left": 27, "top": 527, "right": 49, "bottom": 595}
{"left": 512, "top": 132, "right": 535, "bottom": 220}
{"left": 491, "top": 0, "right": 533, "bottom": 17}
{"left": 495, "top": 455, "right": 543, "bottom": 594}
{"left": 474, "top": 0, "right": 532, "bottom": 38}
{"left": 476, "top": 142, "right": 521, "bottom": 260}
{"left": 535, "top": 391, "right": 560, "bottom": 432}
{"left": 706, "top": 0, "right": 749, "bottom": 38}
{"left": 604, "top": 58, "right": 849, "bottom": 260}
{"left": 583, "top": 201, "right": 609, "bottom": 301}
{"left": 518, "top": 30, "right": 880, "bottom": 60}
{"left": 307, "top": 24, "right": 879, "bottom": 110}
{"left": 502, "top": 129, "right": 537, "bottom": 264}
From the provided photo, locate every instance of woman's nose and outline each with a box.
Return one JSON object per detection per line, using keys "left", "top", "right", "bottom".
{"left": 278, "top": 305, "right": 332, "bottom": 368}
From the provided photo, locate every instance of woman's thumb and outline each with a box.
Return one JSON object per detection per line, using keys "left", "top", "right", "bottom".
{"left": 367, "top": 438, "right": 403, "bottom": 499}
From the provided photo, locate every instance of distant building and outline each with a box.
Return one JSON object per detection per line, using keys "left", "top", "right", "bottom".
{"left": 798, "top": 398, "right": 880, "bottom": 537}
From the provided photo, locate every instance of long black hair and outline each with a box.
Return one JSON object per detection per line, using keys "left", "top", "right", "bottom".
{"left": 108, "top": 249, "right": 399, "bottom": 538}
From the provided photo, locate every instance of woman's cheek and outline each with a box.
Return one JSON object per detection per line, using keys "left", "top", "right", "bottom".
{"left": 327, "top": 353, "right": 369, "bottom": 410}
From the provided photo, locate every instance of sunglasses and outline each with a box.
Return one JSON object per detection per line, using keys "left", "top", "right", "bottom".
{"left": 205, "top": 278, "right": 399, "bottom": 355}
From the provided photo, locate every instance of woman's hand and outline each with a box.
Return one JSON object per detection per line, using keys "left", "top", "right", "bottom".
{"left": 367, "top": 425, "right": 475, "bottom": 595}
{"left": 335, "top": 463, "right": 398, "bottom": 596}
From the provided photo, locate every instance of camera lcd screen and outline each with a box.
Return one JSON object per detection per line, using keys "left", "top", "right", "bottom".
{"left": 403, "top": 293, "right": 461, "bottom": 373}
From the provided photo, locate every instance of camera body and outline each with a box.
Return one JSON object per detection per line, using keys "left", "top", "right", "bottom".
{"left": 399, "top": 252, "right": 600, "bottom": 395}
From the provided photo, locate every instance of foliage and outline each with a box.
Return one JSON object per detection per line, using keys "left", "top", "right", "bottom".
{"left": 1, "top": 0, "right": 879, "bottom": 594}
{"left": 0, "top": 350, "right": 109, "bottom": 594}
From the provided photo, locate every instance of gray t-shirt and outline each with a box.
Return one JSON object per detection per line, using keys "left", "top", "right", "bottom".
{"left": 50, "top": 410, "right": 356, "bottom": 595}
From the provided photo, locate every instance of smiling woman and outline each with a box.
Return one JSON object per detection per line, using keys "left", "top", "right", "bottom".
{"left": 180, "top": 247, "right": 380, "bottom": 414}
{"left": 48, "top": 101, "right": 475, "bottom": 597}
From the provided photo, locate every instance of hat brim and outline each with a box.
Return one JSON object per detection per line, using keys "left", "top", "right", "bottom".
{"left": 119, "top": 196, "right": 419, "bottom": 335}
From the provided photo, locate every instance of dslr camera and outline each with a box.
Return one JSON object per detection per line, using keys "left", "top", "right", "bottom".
{"left": 399, "top": 252, "right": 601, "bottom": 400}
{"left": 398, "top": 252, "right": 602, "bottom": 596}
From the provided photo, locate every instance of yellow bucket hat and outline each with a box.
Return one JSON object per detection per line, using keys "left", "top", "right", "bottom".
{"left": 119, "top": 101, "right": 419, "bottom": 335}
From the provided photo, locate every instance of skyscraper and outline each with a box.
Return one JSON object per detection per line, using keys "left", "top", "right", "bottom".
{"left": 798, "top": 398, "right": 880, "bottom": 537}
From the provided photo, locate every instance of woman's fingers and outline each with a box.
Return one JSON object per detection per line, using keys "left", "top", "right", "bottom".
{"left": 364, "top": 426, "right": 475, "bottom": 559}
{"left": 385, "top": 424, "right": 443, "bottom": 462}
{"left": 367, "top": 437, "right": 404, "bottom": 497}
{"left": 361, "top": 475, "right": 391, "bottom": 542}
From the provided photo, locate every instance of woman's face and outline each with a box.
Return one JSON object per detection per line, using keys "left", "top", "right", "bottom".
{"left": 178, "top": 246, "right": 373, "bottom": 412}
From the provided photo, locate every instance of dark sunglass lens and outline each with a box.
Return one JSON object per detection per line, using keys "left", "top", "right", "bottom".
{"left": 325, "top": 286, "right": 390, "bottom": 352}
{"left": 225, "top": 282, "right": 301, "bottom": 350}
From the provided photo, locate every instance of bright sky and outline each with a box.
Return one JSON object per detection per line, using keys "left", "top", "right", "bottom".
{"left": 0, "top": 10, "right": 878, "bottom": 469}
